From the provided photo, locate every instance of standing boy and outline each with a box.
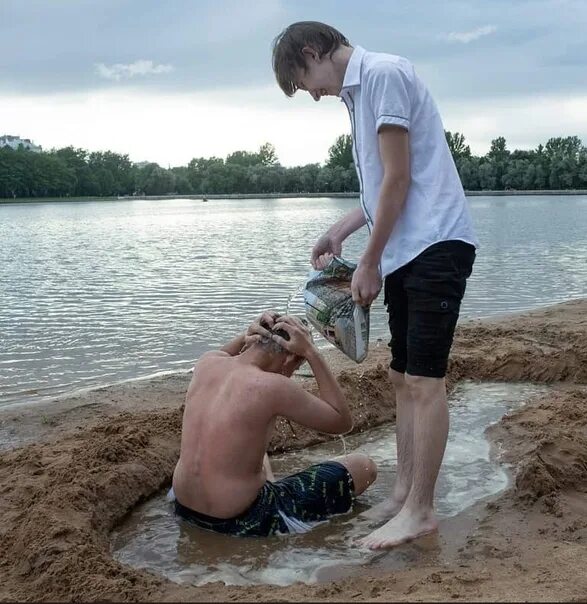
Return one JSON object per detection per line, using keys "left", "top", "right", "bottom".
{"left": 272, "top": 22, "right": 478, "bottom": 549}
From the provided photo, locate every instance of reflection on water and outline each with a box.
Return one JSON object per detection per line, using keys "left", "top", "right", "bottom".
{"left": 1, "top": 195, "right": 586, "bottom": 407}
{"left": 111, "top": 381, "right": 548, "bottom": 586}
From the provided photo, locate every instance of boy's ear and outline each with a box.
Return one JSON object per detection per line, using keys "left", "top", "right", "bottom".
{"left": 301, "top": 45, "right": 321, "bottom": 62}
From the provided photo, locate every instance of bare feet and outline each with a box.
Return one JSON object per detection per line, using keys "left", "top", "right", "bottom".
{"left": 359, "top": 496, "right": 405, "bottom": 522}
{"left": 359, "top": 507, "right": 438, "bottom": 550}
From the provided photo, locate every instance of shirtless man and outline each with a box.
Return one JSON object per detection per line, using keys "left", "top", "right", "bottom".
{"left": 171, "top": 311, "right": 377, "bottom": 537}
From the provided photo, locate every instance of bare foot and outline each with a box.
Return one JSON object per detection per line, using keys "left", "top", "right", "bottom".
{"left": 359, "top": 496, "right": 405, "bottom": 522}
{"left": 359, "top": 508, "right": 438, "bottom": 550}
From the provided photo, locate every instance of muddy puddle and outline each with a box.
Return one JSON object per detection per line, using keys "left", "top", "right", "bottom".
{"left": 111, "top": 381, "right": 548, "bottom": 586}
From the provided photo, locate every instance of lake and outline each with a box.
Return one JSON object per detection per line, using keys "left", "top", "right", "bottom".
{"left": 1, "top": 195, "right": 586, "bottom": 407}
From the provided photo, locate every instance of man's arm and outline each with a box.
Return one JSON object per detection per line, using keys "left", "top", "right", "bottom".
{"left": 270, "top": 317, "right": 353, "bottom": 434}
{"left": 351, "top": 126, "right": 411, "bottom": 305}
{"left": 263, "top": 453, "right": 275, "bottom": 482}
{"left": 218, "top": 331, "right": 247, "bottom": 356}
{"left": 215, "top": 310, "right": 278, "bottom": 356}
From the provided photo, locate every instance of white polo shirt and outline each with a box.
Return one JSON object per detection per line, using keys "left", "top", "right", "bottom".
{"left": 339, "top": 46, "right": 479, "bottom": 277}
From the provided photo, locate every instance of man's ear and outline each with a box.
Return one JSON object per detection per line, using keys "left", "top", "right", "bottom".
{"left": 285, "top": 353, "right": 298, "bottom": 365}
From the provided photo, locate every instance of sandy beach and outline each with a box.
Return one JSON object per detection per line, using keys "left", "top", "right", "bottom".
{"left": 1, "top": 299, "right": 586, "bottom": 602}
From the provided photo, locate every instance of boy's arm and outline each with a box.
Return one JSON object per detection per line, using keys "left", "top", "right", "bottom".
{"left": 351, "top": 126, "right": 410, "bottom": 306}
{"left": 310, "top": 208, "right": 367, "bottom": 269}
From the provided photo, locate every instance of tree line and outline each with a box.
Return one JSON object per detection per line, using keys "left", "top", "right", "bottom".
{"left": 1, "top": 133, "right": 586, "bottom": 199}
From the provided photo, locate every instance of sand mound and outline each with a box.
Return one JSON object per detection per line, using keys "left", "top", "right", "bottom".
{"left": 495, "top": 389, "right": 587, "bottom": 502}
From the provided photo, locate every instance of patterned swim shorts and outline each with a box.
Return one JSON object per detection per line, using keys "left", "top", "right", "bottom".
{"left": 174, "top": 461, "right": 355, "bottom": 537}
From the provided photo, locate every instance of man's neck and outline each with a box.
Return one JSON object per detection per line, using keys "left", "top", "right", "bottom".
{"left": 238, "top": 346, "right": 280, "bottom": 373}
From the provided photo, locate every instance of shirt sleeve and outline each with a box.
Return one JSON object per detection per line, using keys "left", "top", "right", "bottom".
{"left": 365, "top": 61, "right": 412, "bottom": 133}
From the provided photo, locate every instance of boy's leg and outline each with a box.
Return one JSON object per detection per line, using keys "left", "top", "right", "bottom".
{"left": 361, "top": 376, "right": 447, "bottom": 549}
{"left": 361, "top": 368, "right": 414, "bottom": 520}
{"left": 361, "top": 241, "right": 475, "bottom": 549}
{"left": 362, "top": 268, "right": 414, "bottom": 521}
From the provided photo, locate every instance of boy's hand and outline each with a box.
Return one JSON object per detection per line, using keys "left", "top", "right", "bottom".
{"left": 271, "top": 316, "right": 314, "bottom": 358}
{"left": 315, "top": 252, "right": 334, "bottom": 270}
{"left": 351, "top": 262, "right": 381, "bottom": 306}
{"left": 310, "top": 233, "right": 341, "bottom": 269}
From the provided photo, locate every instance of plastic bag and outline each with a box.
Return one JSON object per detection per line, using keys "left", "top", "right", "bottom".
{"left": 303, "top": 256, "right": 370, "bottom": 363}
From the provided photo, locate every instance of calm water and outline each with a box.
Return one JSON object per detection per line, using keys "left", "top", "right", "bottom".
{"left": 1, "top": 195, "right": 586, "bottom": 407}
{"left": 111, "top": 381, "right": 548, "bottom": 586}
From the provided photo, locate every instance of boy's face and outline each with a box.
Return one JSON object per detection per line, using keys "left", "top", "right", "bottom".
{"left": 295, "top": 46, "right": 342, "bottom": 101}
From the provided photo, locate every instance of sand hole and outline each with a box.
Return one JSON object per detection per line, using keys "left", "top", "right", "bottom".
{"left": 111, "top": 381, "right": 548, "bottom": 586}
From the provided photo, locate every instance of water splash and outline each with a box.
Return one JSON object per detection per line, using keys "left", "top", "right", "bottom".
{"left": 285, "top": 277, "right": 308, "bottom": 316}
{"left": 339, "top": 435, "right": 348, "bottom": 456}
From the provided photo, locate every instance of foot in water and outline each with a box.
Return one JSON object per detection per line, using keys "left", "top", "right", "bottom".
{"left": 359, "top": 507, "right": 438, "bottom": 550}
{"left": 359, "top": 496, "right": 405, "bottom": 523}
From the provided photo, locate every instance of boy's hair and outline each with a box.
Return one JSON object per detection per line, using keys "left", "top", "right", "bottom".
{"left": 272, "top": 21, "right": 350, "bottom": 97}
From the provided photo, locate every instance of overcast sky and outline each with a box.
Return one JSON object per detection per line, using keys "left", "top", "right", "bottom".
{"left": 1, "top": 0, "right": 586, "bottom": 167}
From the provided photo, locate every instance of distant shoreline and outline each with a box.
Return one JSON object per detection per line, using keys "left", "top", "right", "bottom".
{"left": 1, "top": 189, "right": 587, "bottom": 204}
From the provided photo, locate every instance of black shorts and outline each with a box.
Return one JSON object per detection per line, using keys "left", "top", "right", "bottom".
{"left": 174, "top": 461, "right": 354, "bottom": 537}
{"left": 384, "top": 240, "right": 476, "bottom": 378}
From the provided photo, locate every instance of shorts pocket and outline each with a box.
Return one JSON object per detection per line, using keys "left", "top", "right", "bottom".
{"left": 409, "top": 296, "right": 460, "bottom": 314}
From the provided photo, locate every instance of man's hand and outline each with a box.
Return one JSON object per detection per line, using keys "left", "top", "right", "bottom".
{"left": 351, "top": 261, "right": 382, "bottom": 306}
{"left": 242, "top": 311, "right": 279, "bottom": 350}
{"left": 310, "top": 233, "right": 341, "bottom": 269}
{"left": 271, "top": 315, "right": 314, "bottom": 358}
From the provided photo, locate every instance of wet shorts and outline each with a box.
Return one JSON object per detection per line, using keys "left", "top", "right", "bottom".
{"left": 174, "top": 461, "right": 354, "bottom": 537}
{"left": 384, "top": 240, "right": 476, "bottom": 378}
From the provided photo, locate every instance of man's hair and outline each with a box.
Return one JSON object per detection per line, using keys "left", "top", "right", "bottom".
{"left": 272, "top": 21, "right": 350, "bottom": 97}
{"left": 258, "top": 326, "right": 290, "bottom": 356}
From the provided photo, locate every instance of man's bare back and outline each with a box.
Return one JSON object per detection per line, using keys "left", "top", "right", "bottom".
{"left": 173, "top": 353, "right": 284, "bottom": 518}
{"left": 171, "top": 312, "right": 377, "bottom": 537}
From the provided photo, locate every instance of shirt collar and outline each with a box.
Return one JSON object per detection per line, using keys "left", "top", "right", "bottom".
{"left": 340, "top": 45, "right": 366, "bottom": 91}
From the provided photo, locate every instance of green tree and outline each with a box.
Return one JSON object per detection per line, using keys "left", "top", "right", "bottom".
{"left": 544, "top": 136, "right": 584, "bottom": 189}
{"left": 456, "top": 156, "right": 480, "bottom": 190}
{"left": 445, "top": 131, "right": 471, "bottom": 160}
{"left": 487, "top": 137, "right": 510, "bottom": 189}
{"left": 478, "top": 161, "right": 497, "bottom": 190}
{"left": 326, "top": 134, "right": 353, "bottom": 169}
{"left": 258, "top": 142, "right": 278, "bottom": 166}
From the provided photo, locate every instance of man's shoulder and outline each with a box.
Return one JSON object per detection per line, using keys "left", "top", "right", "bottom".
{"left": 244, "top": 370, "right": 303, "bottom": 410}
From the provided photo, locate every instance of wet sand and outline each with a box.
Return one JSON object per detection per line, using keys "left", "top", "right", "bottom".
{"left": 0, "top": 299, "right": 586, "bottom": 601}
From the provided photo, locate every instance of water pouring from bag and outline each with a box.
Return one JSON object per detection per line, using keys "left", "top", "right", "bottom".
{"left": 303, "top": 256, "right": 370, "bottom": 363}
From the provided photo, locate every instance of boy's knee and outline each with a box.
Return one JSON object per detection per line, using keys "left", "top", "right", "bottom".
{"left": 404, "top": 373, "right": 445, "bottom": 400}
{"left": 388, "top": 367, "right": 407, "bottom": 389}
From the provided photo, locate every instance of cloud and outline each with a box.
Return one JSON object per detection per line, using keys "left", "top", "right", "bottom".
{"left": 95, "top": 60, "right": 174, "bottom": 81}
{"left": 0, "top": 86, "right": 349, "bottom": 168}
{"left": 446, "top": 25, "right": 497, "bottom": 44}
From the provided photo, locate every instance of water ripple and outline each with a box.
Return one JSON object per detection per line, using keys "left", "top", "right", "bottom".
{"left": 1, "top": 195, "right": 586, "bottom": 406}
